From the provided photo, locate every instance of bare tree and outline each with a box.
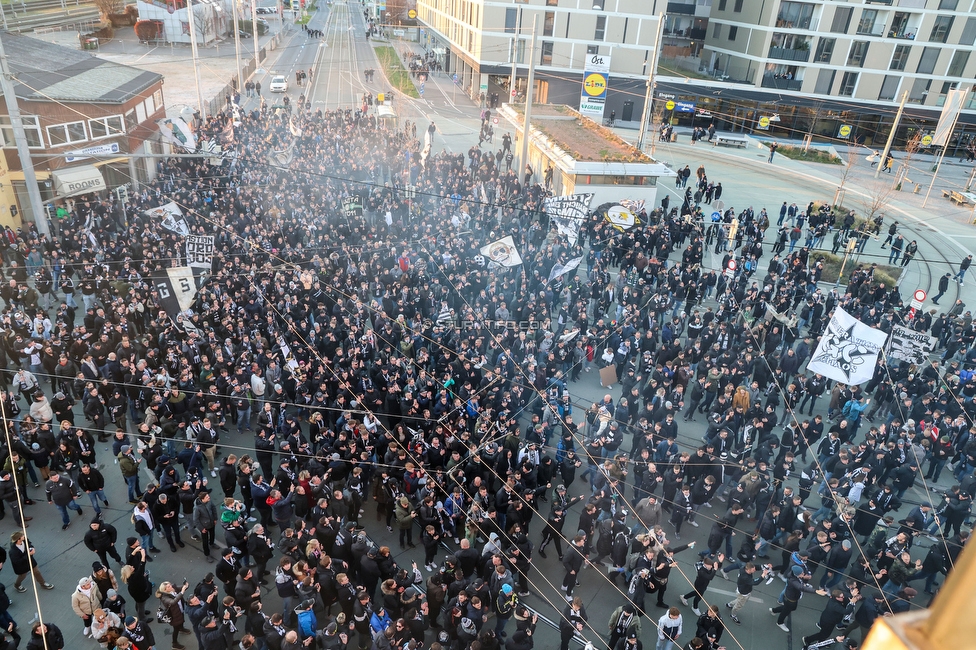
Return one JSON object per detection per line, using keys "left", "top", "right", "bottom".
{"left": 894, "top": 130, "right": 925, "bottom": 192}
{"left": 859, "top": 177, "right": 896, "bottom": 231}
{"left": 93, "top": 0, "right": 125, "bottom": 21}
{"left": 833, "top": 143, "right": 861, "bottom": 209}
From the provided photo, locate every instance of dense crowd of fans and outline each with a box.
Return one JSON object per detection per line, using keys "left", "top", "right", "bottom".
{"left": 0, "top": 87, "right": 969, "bottom": 650}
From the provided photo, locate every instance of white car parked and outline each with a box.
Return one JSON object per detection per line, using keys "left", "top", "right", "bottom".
{"left": 269, "top": 75, "right": 288, "bottom": 92}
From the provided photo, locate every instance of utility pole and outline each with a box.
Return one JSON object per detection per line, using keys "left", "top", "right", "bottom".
{"left": 233, "top": 0, "right": 243, "bottom": 93}
{"left": 186, "top": 0, "right": 207, "bottom": 119}
{"left": 875, "top": 90, "right": 907, "bottom": 179}
{"left": 508, "top": 5, "right": 522, "bottom": 104}
{"left": 637, "top": 13, "right": 664, "bottom": 152}
{"left": 0, "top": 34, "right": 47, "bottom": 235}
{"left": 252, "top": 0, "right": 262, "bottom": 71}
{"left": 518, "top": 15, "right": 538, "bottom": 175}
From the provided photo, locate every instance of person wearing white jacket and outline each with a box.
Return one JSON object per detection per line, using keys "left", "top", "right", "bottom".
{"left": 90, "top": 608, "right": 121, "bottom": 647}
{"left": 655, "top": 607, "right": 682, "bottom": 650}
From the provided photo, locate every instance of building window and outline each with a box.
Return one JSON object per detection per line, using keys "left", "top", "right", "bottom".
{"left": 543, "top": 11, "right": 554, "bottom": 37}
{"left": 541, "top": 41, "right": 553, "bottom": 65}
{"left": 960, "top": 17, "right": 976, "bottom": 46}
{"left": 856, "top": 9, "right": 878, "bottom": 36}
{"left": 777, "top": 2, "right": 815, "bottom": 30}
{"left": 728, "top": 25, "right": 737, "bottom": 40}
{"left": 814, "top": 37, "right": 835, "bottom": 63}
{"left": 830, "top": 7, "right": 853, "bottom": 34}
{"left": 839, "top": 71, "right": 858, "bottom": 96}
{"left": 712, "top": 23, "right": 721, "bottom": 38}
{"left": 942, "top": 81, "right": 958, "bottom": 94}
{"left": 88, "top": 115, "right": 124, "bottom": 139}
{"left": 587, "top": 44, "right": 599, "bottom": 54}
{"left": 505, "top": 8, "right": 517, "bottom": 34}
{"left": 594, "top": 15, "right": 606, "bottom": 41}
{"left": 0, "top": 115, "right": 42, "bottom": 148}
{"left": 546, "top": 0, "right": 558, "bottom": 5}
{"left": 908, "top": 77, "right": 930, "bottom": 103}
{"left": 938, "top": 0, "right": 957, "bottom": 9}
{"left": 947, "top": 50, "right": 969, "bottom": 76}
{"left": 47, "top": 121, "right": 87, "bottom": 147}
{"left": 890, "top": 45, "right": 911, "bottom": 71}
{"left": 916, "top": 46, "right": 940, "bottom": 74}
{"left": 733, "top": 0, "right": 742, "bottom": 11}
{"left": 929, "top": 15, "right": 953, "bottom": 43}
{"left": 814, "top": 69, "right": 835, "bottom": 95}
{"left": 717, "top": 0, "right": 727, "bottom": 10}
{"left": 878, "top": 75, "right": 900, "bottom": 101}
{"left": 847, "top": 41, "right": 869, "bottom": 67}
{"left": 152, "top": 89, "right": 163, "bottom": 111}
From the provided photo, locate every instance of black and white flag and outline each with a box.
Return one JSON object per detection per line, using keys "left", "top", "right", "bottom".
{"left": 151, "top": 266, "right": 199, "bottom": 319}
{"left": 548, "top": 256, "right": 583, "bottom": 282}
{"left": 887, "top": 325, "right": 937, "bottom": 365}
{"left": 185, "top": 235, "right": 215, "bottom": 270}
{"left": 544, "top": 193, "right": 593, "bottom": 242}
{"left": 145, "top": 202, "right": 189, "bottom": 236}
{"left": 480, "top": 235, "right": 523, "bottom": 267}
{"left": 807, "top": 307, "right": 887, "bottom": 384}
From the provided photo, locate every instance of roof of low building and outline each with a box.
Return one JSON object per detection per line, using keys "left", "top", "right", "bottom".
{"left": 1, "top": 31, "right": 162, "bottom": 104}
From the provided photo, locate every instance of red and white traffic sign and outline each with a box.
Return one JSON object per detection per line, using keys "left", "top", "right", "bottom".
{"left": 724, "top": 259, "right": 737, "bottom": 278}
{"left": 911, "top": 289, "right": 926, "bottom": 309}
{"left": 727, "top": 260, "right": 737, "bottom": 270}
{"left": 511, "top": 89, "right": 517, "bottom": 97}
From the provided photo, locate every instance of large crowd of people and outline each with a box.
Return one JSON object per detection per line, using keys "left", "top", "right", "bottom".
{"left": 0, "top": 75, "right": 969, "bottom": 650}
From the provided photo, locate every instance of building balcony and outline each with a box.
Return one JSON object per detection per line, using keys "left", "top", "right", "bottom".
{"left": 768, "top": 46, "right": 810, "bottom": 62}
{"left": 666, "top": 1, "right": 696, "bottom": 15}
{"left": 664, "top": 27, "right": 706, "bottom": 40}
{"left": 761, "top": 75, "right": 802, "bottom": 91}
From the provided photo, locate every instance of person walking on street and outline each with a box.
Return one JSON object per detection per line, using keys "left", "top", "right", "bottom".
{"left": 118, "top": 446, "right": 142, "bottom": 504}
{"left": 723, "top": 562, "right": 772, "bottom": 624}
{"left": 10, "top": 532, "right": 54, "bottom": 592}
{"left": 84, "top": 516, "right": 123, "bottom": 567}
{"left": 45, "top": 470, "right": 83, "bottom": 530}
{"left": 655, "top": 607, "right": 683, "bottom": 650}
{"left": 954, "top": 254, "right": 972, "bottom": 285}
{"left": 901, "top": 240, "right": 918, "bottom": 267}
{"left": 768, "top": 142, "right": 778, "bottom": 163}
{"left": 889, "top": 235, "right": 904, "bottom": 264}
{"left": 932, "top": 273, "right": 951, "bottom": 305}
{"left": 558, "top": 596, "right": 587, "bottom": 650}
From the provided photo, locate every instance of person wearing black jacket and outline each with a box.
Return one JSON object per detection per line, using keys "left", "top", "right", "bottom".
{"left": 538, "top": 505, "right": 566, "bottom": 560}
{"left": 801, "top": 589, "right": 856, "bottom": 648}
{"left": 680, "top": 554, "right": 722, "bottom": 615}
{"left": 84, "top": 516, "right": 122, "bottom": 566}
{"left": 770, "top": 566, "right": 824, "bottom": 631}
{"left": 561, "top": 535, "right": 586, "bottom": 598}
{"left": 25, "top": 623, "right": 63, "bottom": 650}
{"left": 724, "top": 562, "right": 771, "bottom": 624}
{"left": 558, "top": 597, "right": 587, "bottom": 650}
{"left": 215, "top": 548, "right": 239, "bottom": 595}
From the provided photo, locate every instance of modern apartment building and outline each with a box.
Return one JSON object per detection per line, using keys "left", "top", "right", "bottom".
{"left": 416, "top": 0, "right": 707, "bottom": 123}
{"left": 681, "top": 0, "right": 976, "bottom": 151}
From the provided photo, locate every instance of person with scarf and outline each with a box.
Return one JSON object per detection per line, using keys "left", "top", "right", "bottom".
{"left": 70, "top": 575, "right": 102, "bottom": 637}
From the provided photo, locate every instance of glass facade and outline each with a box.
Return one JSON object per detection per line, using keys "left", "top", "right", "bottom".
{"left": 654, "top": 87, "right": 976, "bottom": 155}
